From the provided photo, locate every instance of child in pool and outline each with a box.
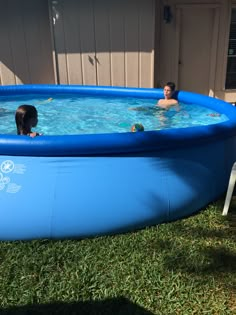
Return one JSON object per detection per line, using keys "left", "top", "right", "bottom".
{"left": 129, "top": 82, "right": 178, "bottom": 111}
{"left": 15, "top": 105, "right": 41, "bottom": 138}
{"left": 157, "top": 81, "right": 178, "bottom": 109}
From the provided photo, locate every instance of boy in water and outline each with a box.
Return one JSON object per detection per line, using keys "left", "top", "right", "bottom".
{"left": 129, "top": 81, "right": 178, "bottom": 112}
{"left": 157, "top": 82, "right": 178, "bottom": 109}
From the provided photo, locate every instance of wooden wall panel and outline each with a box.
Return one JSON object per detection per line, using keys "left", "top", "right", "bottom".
{"left": 0, "top": 0, "right": 55, "bottom": 85}
{"left": 7, "top": 0, "right": 30, "bottom": 84}
{"left": 139, "top": 0, "right": 155, "bottom": 88}
{"left": 94, "top": 0, "right": 111, "bottom": 86}
{"left": 52, "top": 0, "right": 68, "bottom": 84}
{"left": 0, "top": 1, "right": 16, "bottom": 85}
{"left": 23, "top": 0, "right": 54, "bottom": 84}
{"left": 39, "top": 1, "right": 55, "bottom": 84}
{"left": 0, "top": 0, "right": 155, "bottom": 87}
{"left": 52, "top": 0, "right": 155, "bottom": 87}
{"left": 62, "top": 0, "right": 83, "bottom": 84}
{"left": 79, "top": 0, "right": 97, "bottom": 85}
{"left": 125, "top": 0, "right": 139, "bottom": 87}
{"left": 109, "top": 0, "right": 125, "bottom": 86}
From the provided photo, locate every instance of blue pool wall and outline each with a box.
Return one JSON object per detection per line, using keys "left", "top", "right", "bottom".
{"left": 0, "top": 85, "right": 236, "bottom": 240}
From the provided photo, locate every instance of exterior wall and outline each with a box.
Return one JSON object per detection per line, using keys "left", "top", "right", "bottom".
{"left": 51, "top": 0, "right": 155, "bottom": 87}
{"left": 0, "top": 0, "right": 236, "bottom": 101}
{"left": 0, "top": 0, "right": 55, "bottom": 85}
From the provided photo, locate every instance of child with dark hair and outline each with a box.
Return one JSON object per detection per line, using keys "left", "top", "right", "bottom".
{"left": 15, "top": 104, "right": 41, "bottom": 138}
{"left": 157, "top": 81, "right": 178, "bottom": 109}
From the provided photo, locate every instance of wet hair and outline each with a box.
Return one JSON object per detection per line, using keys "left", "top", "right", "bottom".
{"left": 15, "top": 104, "right": 38, "bottom": 135}
{"left": 165, "top": 82, "right": 176, "bottom": 92}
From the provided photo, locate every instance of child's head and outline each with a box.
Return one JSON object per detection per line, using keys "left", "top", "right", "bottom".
{"left": 166, "top": 82, "right": 175, "bottom": 92}
{"left": 15, "top": 105, "right": 38, "bottom": 135}
{"left": 164, "top": 82, "right": 176, "bottom": 99}
{"left": 131, "top": 123, "right": 145, "bottom": 132}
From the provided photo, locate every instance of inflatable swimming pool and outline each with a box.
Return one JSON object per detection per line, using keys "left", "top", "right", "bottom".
{"left": 0, "top": 85, "right": 236, "bottom": 241}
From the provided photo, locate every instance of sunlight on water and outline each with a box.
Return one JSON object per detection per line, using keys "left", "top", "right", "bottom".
{"left": 0, "top": 94, "right": 228, "bottom": 135}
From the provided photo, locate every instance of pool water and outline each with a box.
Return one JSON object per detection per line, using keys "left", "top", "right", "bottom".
{"left": 0, "top": 94, "right": 228, "bottom": 135}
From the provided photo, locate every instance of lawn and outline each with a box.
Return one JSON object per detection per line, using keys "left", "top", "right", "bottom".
{"left": 0, "top": 200, "right": 235, "bottom": 315}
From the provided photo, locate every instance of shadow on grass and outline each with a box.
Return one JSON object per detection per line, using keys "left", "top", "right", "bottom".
{"left": 203, "top": 247, "right": 236, "bottom": 272}
{"left": 155, "top": 216, "right": 236, "bottom": 275}
{"left": 160, "top": 241, "right": 236, "bottom": 274}
{"left": 0, "top": 297, "right": 154, "bottom": 315}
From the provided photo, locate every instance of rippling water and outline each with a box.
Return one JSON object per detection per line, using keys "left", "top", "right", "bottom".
{"left": 0, "top": 94, "right": 228, "bottom": 135}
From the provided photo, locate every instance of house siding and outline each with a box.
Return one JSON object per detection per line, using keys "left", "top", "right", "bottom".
{"left": 0, "top": 0, "right": 236, "bottom": 100}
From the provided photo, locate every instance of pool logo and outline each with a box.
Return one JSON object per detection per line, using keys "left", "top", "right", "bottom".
{"left": 0, "top": 160, "right": 24, "bottom": 193}
{"left": 1, "top": 160, "right": 14, "bottom": 173}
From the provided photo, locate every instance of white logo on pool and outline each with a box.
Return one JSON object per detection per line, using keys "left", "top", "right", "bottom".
{"left": 0, "top": 160, "right": 25, "bottom": 193}
{"left": 1, "top": 160, "right": 15, "bottom": 173}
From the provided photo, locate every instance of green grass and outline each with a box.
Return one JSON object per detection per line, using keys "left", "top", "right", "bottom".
{"left": 0, "top": 200, "right": 235, "bottom": 315}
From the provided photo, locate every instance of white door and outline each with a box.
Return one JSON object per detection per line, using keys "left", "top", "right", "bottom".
{"left": 159, "top": 3, "right": 219, "bottom": 95}
{"left": 176, "top": 4, "right": 219, "bottom": 95}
